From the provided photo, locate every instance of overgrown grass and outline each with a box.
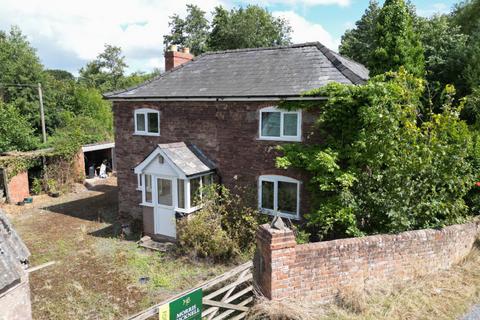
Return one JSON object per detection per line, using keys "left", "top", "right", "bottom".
{"left": 248, "top": 242, "right": 480, "bottom": 320}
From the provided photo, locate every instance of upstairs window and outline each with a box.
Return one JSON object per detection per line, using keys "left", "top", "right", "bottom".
{"left": 258, "top": 175, "right": 300, "bottom": 219}
{"left": 259, "top": 107, "right": 301, "bottom": 141}
{"left": 135, "top": 108, "right": 160, "bottom": 136}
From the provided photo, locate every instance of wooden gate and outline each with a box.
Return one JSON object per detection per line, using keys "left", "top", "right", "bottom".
{"left": 127, "top": 261, "right": 254, "bottom": 320}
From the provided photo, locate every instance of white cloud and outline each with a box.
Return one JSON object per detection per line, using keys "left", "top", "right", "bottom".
{"left": 273, "top": 11, "right": 339, "bottom": 50}
{"left": 417, "top": 3, "right": 450, "bottom": 17}
{"left": 0, "top": 0, "right": 345, "bottom": 74}
{"left": 255, "top": 0, "right": 350, "bottom": 6}
{"left": 0, "top": 0, "right": 223, "bottom": 74}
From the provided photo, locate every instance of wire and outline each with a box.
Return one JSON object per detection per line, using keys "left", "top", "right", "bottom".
{"left": 0, "top": 83, "right": 38, "bottom": 88}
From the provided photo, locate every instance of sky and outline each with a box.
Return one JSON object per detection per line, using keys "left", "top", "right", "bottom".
{"left": 0, "top": 0, "right": 459, "bottom": 75}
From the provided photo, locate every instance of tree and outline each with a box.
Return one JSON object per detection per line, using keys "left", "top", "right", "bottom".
{"left": 79, "top": 44, "right": 127, "bottom": 91}
{"left": 451, "top": 0, "right": 480, "bottom": 36}
{"left": 0, "top": 26, "right": 45, "bottom": 132}
{"left": 277, "top": 71, "right": 477, "bottom": 240}
{"left": 163, "top": 4, "right": 209, "bottom": 56}
{"left": 163, "top": 4, "right": 292, "bottom": 55}
{"left": 0, "top": 101, "right": 38, "bottom": 152}
{"left": 339, "top": 1, "right": 380, "bottom": 67}
{"left": 370, "top": 0, "right": 424, "bottom": 77}
{"left": 416, "top": 15, "right": 468, "bottom": 97}
{"left": 207, "top": 5, "right": 291, "bottom": 51}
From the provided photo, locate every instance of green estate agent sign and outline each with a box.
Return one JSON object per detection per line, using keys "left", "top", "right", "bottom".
{"left": 159, "top": 288, "right": 202, "bottom": 320}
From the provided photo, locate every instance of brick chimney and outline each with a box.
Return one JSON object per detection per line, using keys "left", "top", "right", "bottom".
{"left": 165, "top": 45, "right": 194, "bottom": 72}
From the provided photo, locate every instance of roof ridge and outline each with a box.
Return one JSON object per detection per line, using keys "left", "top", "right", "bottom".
{"left": 201, "top": 42, "right": 321, "bottom": 56}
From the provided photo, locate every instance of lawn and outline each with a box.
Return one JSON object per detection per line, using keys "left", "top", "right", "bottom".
{"left": 3, "top": 178, "right": 229, "bottom": 320}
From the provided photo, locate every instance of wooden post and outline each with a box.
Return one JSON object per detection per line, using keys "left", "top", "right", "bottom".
{"left": 1, "top": 168, "right": 11, "bottom": 204}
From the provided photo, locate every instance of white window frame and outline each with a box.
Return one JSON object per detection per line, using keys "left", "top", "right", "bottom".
{"left": 177, "top": 173, "right": 214, "bottom": 214}
{"left": 136, "top": 174, "right": 142, "bottom": 191}
{"left": 134, "top": 108, "right": 160, "bottom": 136}
{"left": 139, "top": 172, "right": 214, "bottom": 213}
{"left": 258, "top": 175, "right": 301, "bottom": 220}
{"left": 259, "top": 107, "right": 302, "bottom": 142}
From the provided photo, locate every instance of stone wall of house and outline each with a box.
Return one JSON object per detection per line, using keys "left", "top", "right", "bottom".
{"left": 254, "top": 221, "right": 480, "bottom": 302}
{"left": 7, "top": 171, "right": 29, "bottom": 204}
{"left": 0, "top": 278, "right": 32, "bottom": 320}
{"left": 113, "top": 101, "right": 323, "bottom": 222}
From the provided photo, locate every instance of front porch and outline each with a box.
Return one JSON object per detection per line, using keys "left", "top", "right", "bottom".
{"left": 134, "top": 142, "right": 216, "bottom": 239}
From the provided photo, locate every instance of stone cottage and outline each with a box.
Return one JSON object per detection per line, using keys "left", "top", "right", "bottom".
{"left": 104, "top": 42, "right": 369, "bottom": 240}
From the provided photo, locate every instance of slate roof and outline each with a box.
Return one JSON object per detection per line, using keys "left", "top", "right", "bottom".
{"left": 159, "top": 142, "right": 216, "bottom": 177}
{"left": 105, "top": 42, "right": 369, "bottom": 100}
{"left": 0, "top": 210, "right": 30, "bottom": 293}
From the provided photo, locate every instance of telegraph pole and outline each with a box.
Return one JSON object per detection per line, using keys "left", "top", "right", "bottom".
{"left": 37, "top": 83, "right": 47, "bottom": 144}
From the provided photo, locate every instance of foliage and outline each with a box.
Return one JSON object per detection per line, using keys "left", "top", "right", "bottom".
{"left": 177, "top": 184, "right": 265, "bottom": 261}
{"left": 177, "top": 208, "right": 237, "bottom": 262}
{"left": 0, "top": 101, "right": 38, "bottom": 152}
{"left": 371, "top": 0, "right": 424, "bottom": 77}
{"left": 46, "top": 178, "right": 58, "bottom": 193}
{"left": 451, "top": 0, "right": 480, "bottom": 36}
{"left": 79, "top": 44, "right": 128, "bottom": 92}
{"left": 163, "top": 4, "right": 209, "bottom": 56}
{"left": 31, "top": 177, "right": 43, "bottom": 195}
{"left": 277, "top": 70, "right": 478, "bottom": 240}
{"left": 339, "top": 0, "right": 380, "bottom": 67}
{"left": 416, "top": 15, "right": 468, "bottom": 95}
{"left": 163, "top": 4, "right": 291, "bottom": 55}
{"left": 207, "top": 5, "right": 291, "bottom": 51}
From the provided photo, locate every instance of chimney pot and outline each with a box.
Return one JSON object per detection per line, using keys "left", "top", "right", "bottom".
{"left": 169, "top": 44, "right": 178, "bottom": 52}
{"left": 182, "top": 47, "right": 190, "bottom": 54}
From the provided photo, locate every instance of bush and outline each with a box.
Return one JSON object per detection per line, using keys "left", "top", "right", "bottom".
{"left": 278, "top": 70, "right": 479, "bottom": 240}
{"left": 177, "top": 184, "right": 265, "bottom": 261}
{"left": 177, "top": 209, "right": 237, "bottom": 262}
{"left": 31, "top": 177, "right": 43, "bottom": 195}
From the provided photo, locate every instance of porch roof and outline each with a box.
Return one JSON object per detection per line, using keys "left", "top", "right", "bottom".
{"left": 135, "top": 142, "right": 216, "bottom": 177}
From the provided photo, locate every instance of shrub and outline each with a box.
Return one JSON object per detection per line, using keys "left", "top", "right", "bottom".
{"left": 278, "top": 70, "right": 478, "bottom": 240}
{"left": 177, "top": 209, "right": 238, "bottom": 262}
{"left": 177, "top": 184, "right": 265, "bottom": 261}
{"left": 31, "top": 177, "right": 43, "bottom": 195}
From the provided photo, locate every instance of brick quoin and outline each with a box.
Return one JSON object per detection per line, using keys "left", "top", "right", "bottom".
{"left": 254, "top": 221, "right": 480, "bottom": 303}
{"left": 113, "top": 101, "right": 322, "bottom": 223}
{"left": 7, "top": 171, "right": 29, "bottom": 204}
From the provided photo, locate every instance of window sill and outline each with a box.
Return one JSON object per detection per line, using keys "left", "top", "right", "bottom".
{"left": 176, "top": 205, "right": 203, "bottom": 214}
{"left": 133, "top": 132, "right": 161, "bottom": 137}
{"left": 257, "top": 136, "right": 301, "bottom": 142}
{"left": 260, "top": 208, "right": 300, "bottom": 220}
{"left": 140, "top": 202, "right": 154, "bottom": 207}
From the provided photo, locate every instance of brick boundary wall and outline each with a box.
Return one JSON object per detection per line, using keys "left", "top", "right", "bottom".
{"left": 254, "top": 221, "right": 480, "bottom": 303}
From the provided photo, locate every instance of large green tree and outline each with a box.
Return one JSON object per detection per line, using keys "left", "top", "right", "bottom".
{"left": 370, "top": 0, "right": 424, "bottom": 77}
{"left": 163, "top": 4, "right": 291, "bottom": 55}
{"left": 339, "top": 1, "right": 380, "bottom": 67}
{"left": 207, "top": 5, "right": 291, "bottom": 51}
{"left": 452, "top": 0, "right": 480, "bottom": 35}
{"left": 79, "top": 44, "right": 128, "bottom": 91}
{"left": 163, "top": 4, "right": 209, "bottom": 56}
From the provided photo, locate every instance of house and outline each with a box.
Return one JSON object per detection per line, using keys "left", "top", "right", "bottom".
{"left": 0, "top": 210, "right": 31, "bottom": 320}
{"left": 104, "top": 42, "right": 368, "bottom": 240}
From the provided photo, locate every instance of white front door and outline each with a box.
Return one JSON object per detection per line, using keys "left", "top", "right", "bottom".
{"left": 154, "top": 177, "right": 177, "bottom": 238}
